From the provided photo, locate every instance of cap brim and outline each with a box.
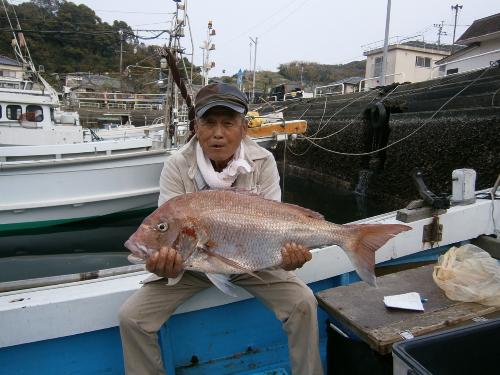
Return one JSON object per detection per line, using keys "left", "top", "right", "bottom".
{"left": 196, "top": 100, "right": 246, "bottom": 118}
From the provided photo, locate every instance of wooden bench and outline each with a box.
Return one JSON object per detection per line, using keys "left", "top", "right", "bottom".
{"left": 316, "top": 264, "right": 500, "bottom": 356}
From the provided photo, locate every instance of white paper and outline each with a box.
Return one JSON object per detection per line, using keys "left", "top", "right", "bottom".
{"left": 383, "top": 292, "right": 424, "bottom": 311}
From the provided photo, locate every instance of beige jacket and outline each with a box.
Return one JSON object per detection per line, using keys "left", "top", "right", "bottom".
{"left": 158, "top": 135, "right": 281, "bottom": 205}
{"left": 144, "top": 135, "right": 281, "bottom": 284}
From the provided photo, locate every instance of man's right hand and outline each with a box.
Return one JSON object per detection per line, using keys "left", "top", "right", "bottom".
{"left": 146, "top": 247, "right": 183, "bottom": 278}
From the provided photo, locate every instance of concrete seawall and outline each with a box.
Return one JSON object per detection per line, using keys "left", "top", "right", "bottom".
{"left": 271, "top": 67, "right": 500, "bottom": 208}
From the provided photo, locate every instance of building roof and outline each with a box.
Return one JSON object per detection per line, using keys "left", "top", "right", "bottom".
{"left": 456, "top": 13, "right": 500, "bottom": 44}
{"left": 400, "top": 40, "right": 453, "bottom": 53}
{"left": 0, "top": 55, "right": 21, "bottom": 67}
{"left": 364, "top": 40, "right": 452, "bottom": 56}
{"left": 334, "top": 76, "right": 364, "bottom": 85}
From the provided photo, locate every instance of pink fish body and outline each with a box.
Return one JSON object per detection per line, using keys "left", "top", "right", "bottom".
{"left": 125, "top": 190, "right": 411, "bottom": 291}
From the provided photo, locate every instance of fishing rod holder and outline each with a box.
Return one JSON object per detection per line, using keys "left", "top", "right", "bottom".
{"left": 411, "top": 169, "right": 450, "bottom": 210}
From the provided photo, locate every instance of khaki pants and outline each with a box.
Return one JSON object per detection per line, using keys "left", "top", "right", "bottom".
{"left": 119, "top": 268, "right": 324, "bottom": 375}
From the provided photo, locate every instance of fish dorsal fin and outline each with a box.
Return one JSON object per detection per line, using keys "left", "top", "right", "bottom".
{"left": 206, "top": 273, "right": 239, "bottom": 297}
{"left": 199, "top": 187, "right": 261, "bottom": 197}
{"left": 281, "top": 203, "right": 325, "bottom": 220}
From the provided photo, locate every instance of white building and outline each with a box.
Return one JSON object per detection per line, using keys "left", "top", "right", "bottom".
{"left": 436, "top": 12, "right": 500, "bottom": 76}
{"left": 0, "top": 55, "right": 23, "bottom": 88}
{"left": 363, "top": 41, "right": 451, "bottom": 89}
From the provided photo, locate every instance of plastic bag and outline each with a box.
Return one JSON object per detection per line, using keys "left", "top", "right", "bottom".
{"left": 433, "top": 244, "right": 500, "bottom": 306}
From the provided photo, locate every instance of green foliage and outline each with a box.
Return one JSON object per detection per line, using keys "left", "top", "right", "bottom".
{"left": 277, "top": 60, "right": 366, "bottom": 87}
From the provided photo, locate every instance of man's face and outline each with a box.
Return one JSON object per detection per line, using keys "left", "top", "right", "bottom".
{"left": 195, "top": 107, "right": 247, "bottom": 170}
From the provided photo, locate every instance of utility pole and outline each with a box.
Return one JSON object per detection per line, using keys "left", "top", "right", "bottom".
{"left": 249, "top": 36, "right": 258, "bottom": 103}
{"left": 119, "top": 29, "right": 123, "bottom": 75}
{"left": 380, "top": 0, "right": 391, "bottom": 86}
{"left": 433, "top": 20, "right": 447, "bottom": 46}
{"left": 451, "top": 4, "right": 463, "bottom": 53}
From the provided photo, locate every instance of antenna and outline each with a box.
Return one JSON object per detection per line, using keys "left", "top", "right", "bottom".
{"left": 451, "top": 4, "right": 463, "bottom": 53}
{"left": 433, "top": 20, "right": 447, "bottom": 46}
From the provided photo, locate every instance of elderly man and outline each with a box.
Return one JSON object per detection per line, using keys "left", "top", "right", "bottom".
{"left": 119, "top": 83, "right": 323, "bottom": 375}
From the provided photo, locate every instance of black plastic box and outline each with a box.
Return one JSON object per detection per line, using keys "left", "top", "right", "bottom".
{"left": 392, "top": 318, "right": 500, "bottom": 375}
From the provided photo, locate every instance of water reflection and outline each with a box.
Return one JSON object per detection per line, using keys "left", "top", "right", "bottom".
{"left": 0, "top": 176, "right": 393, "bottom": 283}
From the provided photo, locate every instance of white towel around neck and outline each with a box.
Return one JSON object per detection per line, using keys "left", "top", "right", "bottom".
{"left": 196, "top": 142, "right": 253, "bottom": 189}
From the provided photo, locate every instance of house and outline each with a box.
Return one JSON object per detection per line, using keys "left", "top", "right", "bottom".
{"left": 0, "top": 55, "right": 23, "bottom": 88}
{"left": 435, "top": 12, "right": 500, "bottom": 76}
{"left": 314, "top": 77, "right": 364, "bottom": 97}
{"left": 363, "top": 41, "right": 452, "bottom": 89}
{"left": 64, "top": 73, "right": 124, "bottom": 93}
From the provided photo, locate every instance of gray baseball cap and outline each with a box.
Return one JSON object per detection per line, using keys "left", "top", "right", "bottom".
{"left": 195, "top": 83, "right": 249, "bottom": 118}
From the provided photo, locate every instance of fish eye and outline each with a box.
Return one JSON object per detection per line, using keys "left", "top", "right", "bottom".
{"left": 156, "top": 223, "right": 168, "bottom": 232}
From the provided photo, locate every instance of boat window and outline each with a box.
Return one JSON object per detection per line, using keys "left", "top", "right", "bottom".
{"left": 26, "top": 105, "right": 44, "bottom": 122}
{"left": 6, "top": 105, "right": 22, "bottom": 120}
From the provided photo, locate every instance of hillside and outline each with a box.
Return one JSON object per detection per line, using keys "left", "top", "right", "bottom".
{"left": 214, "top": 60, "right": 367, "bottom": 94}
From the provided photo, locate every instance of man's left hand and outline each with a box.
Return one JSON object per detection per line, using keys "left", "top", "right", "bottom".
{"left": 280, "top": 242, "right": 312, "bottom": 271}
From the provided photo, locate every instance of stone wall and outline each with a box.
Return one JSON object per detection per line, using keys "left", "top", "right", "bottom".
{"left": 271, "top": 67, "right": 500, "bottom": 208}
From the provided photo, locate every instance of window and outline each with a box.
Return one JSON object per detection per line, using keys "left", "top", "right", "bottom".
{"left": 416, "top": 56, "right": 431, "bottom": 68}
{"left": 0, "top": 70, "right": 16, "bottom": 78}
{"left": 6, "top": 105, "right": 22, "bottom": 120}
{"left": 374, "top": 56, "right": 383, "bottom": 77}
{"left": 0, "top": 105, "right": 2, "bottom": 119}
{"left": 26, "top": 105, "right": 44, "bottom": 122}
{"left": 447, "top": 68, "right": 459, "bottom": 75}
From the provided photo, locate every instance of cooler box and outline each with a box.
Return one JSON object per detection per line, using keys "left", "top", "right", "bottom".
{"left": 392, "top": 318, "right": 500, "bottom": 375}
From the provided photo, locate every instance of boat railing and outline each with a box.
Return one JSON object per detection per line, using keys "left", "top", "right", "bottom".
{"left": 314, "top": 83, "right": 345, "bottom": 97}
{"left": 359, "top": 72, "right": 406, "bottom": 91}
{"left": 0, "top": 264, "right": 146, "bottom": 294}
{"left": 133, "top": 103, "right": 163, "bottom": 111}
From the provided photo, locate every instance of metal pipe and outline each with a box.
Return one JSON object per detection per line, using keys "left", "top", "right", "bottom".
{"left": 381, "top": 0, "right": 392, "bottom": 86}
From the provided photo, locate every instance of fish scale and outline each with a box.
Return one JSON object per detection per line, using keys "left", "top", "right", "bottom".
{"left": 125, "top": 189, "right": 411, "bottom": 290}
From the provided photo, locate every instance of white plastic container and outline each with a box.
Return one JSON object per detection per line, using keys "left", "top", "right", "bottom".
{"left": 451, "top": 168, "right": 476, "bottom": 205}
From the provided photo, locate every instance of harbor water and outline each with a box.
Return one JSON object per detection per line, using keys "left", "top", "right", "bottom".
{"left": 0, "top": 175, "right": 393, "bottom": 283}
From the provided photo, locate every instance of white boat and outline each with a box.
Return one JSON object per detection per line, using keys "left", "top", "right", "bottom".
{"left": 0, "top": 71, "right": 184, "bottom": 232}
{"left": 0, "top": 7, "right": 191, "bottom": 233}
{"left": 0, "top": 138, "right": 169, "bottom": 232}
{"left": 0, "top": 189, "right": 498, "bottom": 374}
{"left": 0, "top": 75, "right": 84, "bottom": 146}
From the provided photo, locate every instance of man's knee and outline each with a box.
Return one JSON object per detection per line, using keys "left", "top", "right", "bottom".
{"left": 118, "top": 299, "right": 140, "bottom": 329}
{"left": 293, "top": 287, "right": 318, "bottom": 315}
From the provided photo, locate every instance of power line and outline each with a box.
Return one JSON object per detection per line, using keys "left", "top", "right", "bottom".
{"left": 219, "top": 0, "right": 300, "bottom": 46}
{"left": 94, "top": 9, "right": 174, "bottom": 15}
{"left": 0, "top": 28, "right": 168, "bottom": 38}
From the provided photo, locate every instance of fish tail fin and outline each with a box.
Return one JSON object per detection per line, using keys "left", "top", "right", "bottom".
{"left": 342, "top": 224, "right": 411, "bottom": 286}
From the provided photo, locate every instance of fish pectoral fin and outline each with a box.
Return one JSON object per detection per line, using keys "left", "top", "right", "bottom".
{"left": 201, "top": 248, "right": 264, "bottom": 282}
{"left": 206, "top": 273, "right": 239, "bottom": 297}
{"left": 167, "top": 271, "right": 185, "bottom": 286}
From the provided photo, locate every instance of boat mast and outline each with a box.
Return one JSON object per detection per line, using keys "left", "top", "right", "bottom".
{"left": 1, "top": 0, "right": 59, "bottom": 103}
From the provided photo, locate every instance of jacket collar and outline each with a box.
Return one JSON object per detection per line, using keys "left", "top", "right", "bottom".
{"left": 184, "top": 135, "right": 269, "bottom": 179}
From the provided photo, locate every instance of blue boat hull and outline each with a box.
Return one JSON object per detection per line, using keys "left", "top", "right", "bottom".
{"left": 0, "top": 250, "right": 445, "bottom": 375}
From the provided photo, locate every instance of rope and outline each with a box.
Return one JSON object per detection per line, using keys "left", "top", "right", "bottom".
{"left": 297, "top": 66, "right": 492, "bottom": 157}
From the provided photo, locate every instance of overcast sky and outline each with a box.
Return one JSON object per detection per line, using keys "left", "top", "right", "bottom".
{"left": 17, "top": 0, "right": 500, "bottom": 76}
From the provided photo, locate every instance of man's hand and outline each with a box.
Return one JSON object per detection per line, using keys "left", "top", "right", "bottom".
{"left": 280, "top": 242, "right": 312, "bottom": 271}
{"left": 146, "top": 246, "right": 183, "bottom": 278}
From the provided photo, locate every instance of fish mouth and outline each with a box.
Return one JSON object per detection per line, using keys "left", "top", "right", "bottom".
{"left": 124, "top": 239, "right": 153, "bottom": 260}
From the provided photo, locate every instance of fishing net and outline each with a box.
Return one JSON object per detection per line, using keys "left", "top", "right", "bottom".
{"left": 433, "top": 244, "right": 500, "bottom": 307}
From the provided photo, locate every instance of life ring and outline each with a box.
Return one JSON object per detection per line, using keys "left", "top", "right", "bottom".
{"left": 364, "top": 102, "right": 388, "bottom": 129}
